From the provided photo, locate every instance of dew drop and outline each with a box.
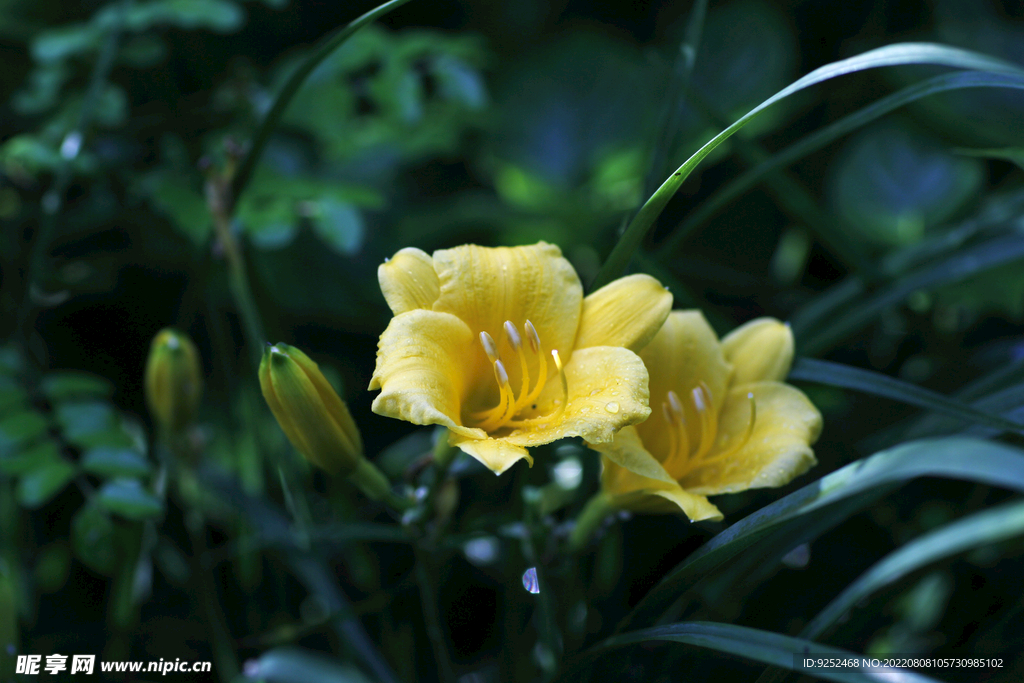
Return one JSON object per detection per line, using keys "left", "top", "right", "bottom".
{"left": 605, "top": 401, "right": 620, "bottom": 414}
{"left": 522, "top": 567, "right": 540, "bottom": 593}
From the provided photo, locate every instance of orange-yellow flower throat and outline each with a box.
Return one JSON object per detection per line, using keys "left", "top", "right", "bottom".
{"left": 470, "top": 319, "right": 568, "bottom": 432}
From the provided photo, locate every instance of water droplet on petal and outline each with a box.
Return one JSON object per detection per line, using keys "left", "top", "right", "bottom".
{"left": 605, "top": 401, "right": 619, "bottom": 414}
{"left": 522, "top": 567, "right": 540, "bottom": 593}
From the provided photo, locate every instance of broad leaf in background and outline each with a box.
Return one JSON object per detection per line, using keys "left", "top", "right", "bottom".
{"left": 277, "top": 25, "right": 487, "bottom": 164}
{"left": 827, "top": 121, "right": 985, "bottom": 247}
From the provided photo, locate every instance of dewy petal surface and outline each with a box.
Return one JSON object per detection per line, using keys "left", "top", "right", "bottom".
{"left": 601, "top": 458, "right": 723, "bottom": 521}
{"left": 447, "top": 432, "right": 533, "bottom": 475}
{"left": 369, "top": 309, "right": 484, "bottom": 440}
{"left": 574, "top": 274, "right": 673, "bottom": 353}
{"left": 378, "top": 247, "right": 441, "bottom": 315}
{"left": 637, "top": 310, "right": 732, "bottom": 460}
{"left": 590, "top": 426, "right": 677, "bottom": 484}
{"left": 681, "top": 381, "right": 822, "bottom": 495}
{"left": 503, "top": 346, "right": 650, "bottom": 448}
{"left": 721, "top": 317, "right": 795, "bottom": 384}
{"left": 431, "top": 242, "right": 583, "bottom": 360}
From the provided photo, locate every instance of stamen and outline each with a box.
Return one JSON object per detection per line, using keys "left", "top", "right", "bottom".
{"left": 551, "top": 349, "right": 568, "bottom": 415}
{"left": 662, "top": 402, "right": 678, "bottom": 466}
{"left": 477, "top": 360, "right": 516, "bottom": 431}
{"left": 524, "top": 320, "right": 540, "bottom": 354}
{"left": 503, "top": 321, "right": 521, "bottom": 351}
{"left": 505, "top": 321, "right": 531, "bottom": 413}
{"left": 470, "top": 331, "right": 507, "bottom": 420}
{"left": 470, "top": 320, "right": 565, "bottom": 431}
{"left": 690, "top": 382, "right": 718, "bottom": 462}
{"left": 665, "top": 390, "right": 690, "bottom": 465}
{"left": 480, "top": 331, "right": 499, "bottom": 363}
{"left": 519, "top": 323, "right": 548, "bottom": 407}
{"left": 700, "top": 392, "right": 757, "bottom": 467}
{"left": 503, "top": 348, "right": 567, "bottom": 429}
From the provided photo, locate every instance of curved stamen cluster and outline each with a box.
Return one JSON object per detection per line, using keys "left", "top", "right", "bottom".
{"left": 662, "top": 382, "right": 757, "bottom": 478}
{"left": 472, "top": 320, "right": 567, "bottom": 431}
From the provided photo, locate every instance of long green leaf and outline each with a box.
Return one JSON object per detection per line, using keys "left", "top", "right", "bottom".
{"left": 591, "top": 42, "right": 1024, "bottom": 289}
{"left": 642, "top": 0, "right": 708, "bottom": 200}
{"left": 617, "top": 437, "right": 1024, "bottom": 632}
{"left": 230, "top": 0, "right": 415, "bottom": 208}
{"left": 656, "top": 70, "right": 1024, "bottom": 257}
{"left": 795, "top": 232, "right": 1024, "bottom": 355}
{"left": 789, "top": 357, "right": 1024, "bottom": 436}
{"left": 806, "top": 498, "right": 1024, "bottom": 640}
{"left": 754, "top": 500, "right": 1024, "bottom": 683}
{"left": 566, "top": 621, "right": 940, "bottom": 683}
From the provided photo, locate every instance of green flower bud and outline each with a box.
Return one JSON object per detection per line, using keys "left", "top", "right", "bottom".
{"left": 259, "top": 343, "right": 363, "bottom": 476}
{"left": 145, "top": 328, "right": 203, "bottom": 434}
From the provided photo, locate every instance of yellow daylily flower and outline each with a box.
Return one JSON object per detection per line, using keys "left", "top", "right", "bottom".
{"left": 590, "top": 311, "right": 822, "bottom": 523}
{"left": 369, "top": 242, "right": 673, "bottom": 475}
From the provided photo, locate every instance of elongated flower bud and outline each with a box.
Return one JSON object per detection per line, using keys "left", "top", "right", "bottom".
{"left": 259, "top": 343, "right": 363, "bottom": 476}
{"left": 145, "top": 328, "right": 203, "bottom": 434}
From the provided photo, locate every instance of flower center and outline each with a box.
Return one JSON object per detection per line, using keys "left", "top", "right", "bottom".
{"left": 661, "top": 382, "right": 757, "bottom": 478}
{"left": 470, "top": 320, "right": 568, "bottom": 432}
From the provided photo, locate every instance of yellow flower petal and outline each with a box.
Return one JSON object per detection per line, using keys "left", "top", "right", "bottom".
{"left": 589, "top": 426, "right": 676, "bottom": 484}
{"left": 448, "top": 431, "right": 533, "bottom": 475}
{"left": 369, "top": 309, "right": 484, "bottom": 441}
{"left": 378, "top": 247, "right": 440, "bottom": 315}
{"left": 721, "top": 317, "right": 794, "bottom": 384}
{"left": 503, "top": 346, "right": 650, "bottom": 447}
{"left": 637, "top": 310, "right": 732, "bottom": 459}
{"left": 601, "top": 458, "right": 723, "bottom": 521}
{"left": 574, "top": 274, "right": 673, "bottom": 353}
{"left": 431, "top": 242, "right": 583, "bottom": 360}
{"left": 681, "top": 381, "right": 822, "bottom": 495}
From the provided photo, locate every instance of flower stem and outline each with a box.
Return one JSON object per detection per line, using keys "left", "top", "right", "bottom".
{"left": 568, "top": 492, "right": 615, "bottom": 552}
{"left": 414, "top": 548, "right": 456, "bottom": 683}
{"left": 15, "top": 0, "right": 130, "bottom": 353}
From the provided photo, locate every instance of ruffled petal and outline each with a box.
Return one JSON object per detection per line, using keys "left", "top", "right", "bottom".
{"left": 636, "top": 310, "right": 732, "bottom": 461}
{"left": 574, "top": 274, "right": 673, "bottom": 353}
{"left": 681, "top": 381, "right": 822, "bottom": 495}
{"left": 448, "top": 431, "right": 533, "bottom": 475}
{"left": 601, "top": 457, "right": 723, "bottom": 521}
{"left": 503, "top": 346, "right": 650, "bottom": 447}
{"left": 589, "top": 426, "right": 676, "bottom": 484}
{"left": 369, "top": 309, "right": 484, "bottom": 441}
{"left": 431, "top": 242, "right": 583, "bottom": 361}
{"left": 378, "top": 247, "right": 441, "bottom": 315}
{"left": 721, "top": 317, "right": 794, "bottom": 384}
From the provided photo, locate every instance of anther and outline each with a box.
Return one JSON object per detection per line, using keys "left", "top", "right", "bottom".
{"left": 480, "top": 331, "right": 499, "bottom": 363}
{"left": 504, "top": 321, "right": 522, "bottom": 351}
{"left": 525, "top": 320, "right": 540, "bottom": 354}
{"left": 494, "top": 360, "right": 509, "bottom": 388}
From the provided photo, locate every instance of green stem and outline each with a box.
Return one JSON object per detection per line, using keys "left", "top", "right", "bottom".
{"left": 229, "top": 0, "right": 415, "bottom": 209}
{"left": 15, "top": 0, "right": 130, "bottom": 351}
{"left": 413, "top": 548, "right": 456, "bottom": 683}
{"left": 210, "top": 207, "right": 266, "bottom": 365}
{"left": 187, "top": 519, "right": 239, "bottom": 682}
{"left": 568, "top": 492, "right": 615, "bottom": 552}
{"left": 348, "top": 459, "right": 414, "bottom": 511}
